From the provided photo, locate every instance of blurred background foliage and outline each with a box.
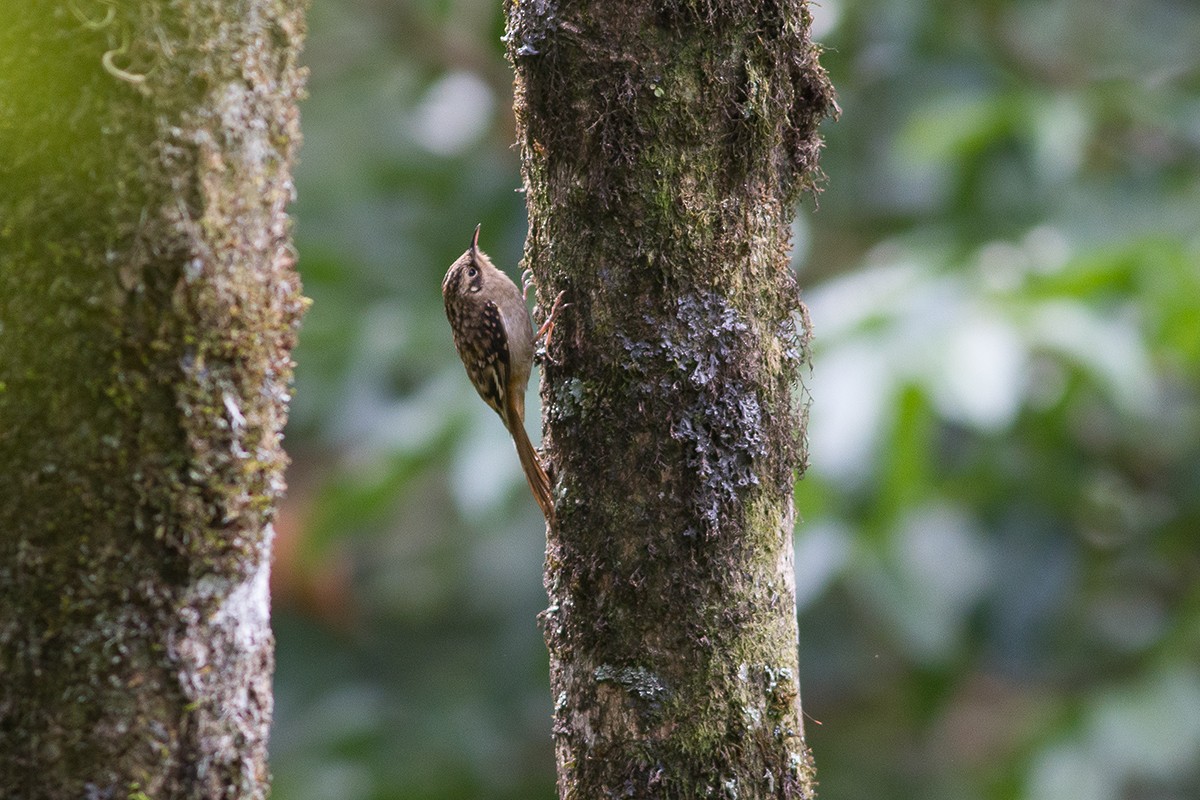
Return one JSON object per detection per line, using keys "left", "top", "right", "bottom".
{"left": 269, "top": 0, "right": 1200, "bottom": 798}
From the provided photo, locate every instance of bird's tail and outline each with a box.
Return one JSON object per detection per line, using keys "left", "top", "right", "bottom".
{"left": 510, "top": 422, "right": 555, "bottom": 525}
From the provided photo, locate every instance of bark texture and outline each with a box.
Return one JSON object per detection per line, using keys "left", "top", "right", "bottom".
{"left": 0, "top": 2, "right": 306, "bottom": 797}
{"left": 506, "top": 1, "right": 834, "bottom": 798}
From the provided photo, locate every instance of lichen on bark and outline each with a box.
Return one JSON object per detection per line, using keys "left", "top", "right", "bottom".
{"left": 0, "top": 1, "right": 307, "bottom": 797}
{"left": 506, "top": 0, "right": 833, "bottom": 797}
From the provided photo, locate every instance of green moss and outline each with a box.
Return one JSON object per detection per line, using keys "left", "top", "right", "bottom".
{"left": 1, "top": 0, "right": 306, "bottom": 795}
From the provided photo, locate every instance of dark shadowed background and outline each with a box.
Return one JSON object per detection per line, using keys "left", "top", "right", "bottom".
{"left": 269, "top": 1, "right": 1200, "bottom": 798}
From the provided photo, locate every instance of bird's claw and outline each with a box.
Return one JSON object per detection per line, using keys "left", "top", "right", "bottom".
{"left": 535, "top": 290, "right": 568, "bottom": 365}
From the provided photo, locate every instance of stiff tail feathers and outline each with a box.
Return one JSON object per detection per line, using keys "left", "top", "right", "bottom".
{"left": 511, "top": 424, "right": 555, "bottom": 525}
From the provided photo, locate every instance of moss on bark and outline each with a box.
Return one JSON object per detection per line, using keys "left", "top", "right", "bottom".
{"left": 507, "top": 1, "right": 834, "bottom": 797}
{"left": 0, "top": 2, "right": 307, "bottom": 797}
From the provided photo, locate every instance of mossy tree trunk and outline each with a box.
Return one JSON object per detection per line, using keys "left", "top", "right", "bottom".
{"left": 506, "top": 2, "right": 834, "bottom": 797}
{"left": 0, "top": 2, "right": 306, "bottom": 797}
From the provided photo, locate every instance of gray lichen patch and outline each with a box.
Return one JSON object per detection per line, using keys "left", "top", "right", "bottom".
{"left": 595, "top": 663, "right": 672, "bottom": 710}
{"left": 504, "top": 0, "right": 560, "bottom": 57}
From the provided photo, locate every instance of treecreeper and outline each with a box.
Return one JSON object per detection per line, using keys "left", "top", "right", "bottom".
{"left": 442, "top": 225, "right": 556, "bottom": 524}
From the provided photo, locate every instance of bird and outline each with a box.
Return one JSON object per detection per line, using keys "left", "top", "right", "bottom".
{"left": 442, "top": 224, "right": 555, "bottom": 524}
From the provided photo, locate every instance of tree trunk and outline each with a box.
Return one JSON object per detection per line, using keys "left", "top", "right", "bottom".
{"left": 506, "top": 1, "right": 834, "bottom": 797}
{"left": 0, "top": 2, "right": 306, "bottom": 797}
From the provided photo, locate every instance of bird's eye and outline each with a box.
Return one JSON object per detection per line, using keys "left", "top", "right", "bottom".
{"left": 467, "top": 267, "right": 478, "bottom": 278}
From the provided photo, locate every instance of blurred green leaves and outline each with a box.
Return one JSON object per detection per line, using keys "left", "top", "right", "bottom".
{"left": 792, "top": 0, "right": 1200, "bottom": 797}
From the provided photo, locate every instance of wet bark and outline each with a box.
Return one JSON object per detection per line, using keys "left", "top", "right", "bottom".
{"left": 506, "top": 1, "right": 835, "bottom": 798}
{"left": 0, "top": 1, "right": 307, "bottom": 797}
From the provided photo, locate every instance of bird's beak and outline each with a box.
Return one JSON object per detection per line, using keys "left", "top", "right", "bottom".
{"left": 471, "top": 223, "right": 481, "bottom": 258}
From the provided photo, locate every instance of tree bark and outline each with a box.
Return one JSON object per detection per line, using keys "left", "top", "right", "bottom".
{"left": 0, "top": 2, "right": 306, "bottom": 797}
{"left": 506, "top": 1, "right": 834, "bottom": 797}
{"left": 506, "top": 1, "right": 835, "bottom": 800}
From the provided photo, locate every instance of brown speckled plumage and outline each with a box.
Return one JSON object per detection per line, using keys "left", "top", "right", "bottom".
{"left": 442, "top": 225, "right": 555, "bottom": 523}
